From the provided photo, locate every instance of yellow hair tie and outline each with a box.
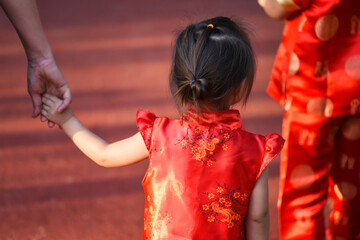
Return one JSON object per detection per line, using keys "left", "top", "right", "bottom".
{"left": 207, "top": 24, "right": 214, "bottom": 29}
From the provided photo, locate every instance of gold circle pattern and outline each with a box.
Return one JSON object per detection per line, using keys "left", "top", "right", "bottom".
{"left": 315, "top": 14, "right": 339, "bottom": 41}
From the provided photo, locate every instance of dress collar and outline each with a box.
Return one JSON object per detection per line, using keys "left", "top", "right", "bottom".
{"left": 181, "top": 107, "right": 244, "bottom": 130}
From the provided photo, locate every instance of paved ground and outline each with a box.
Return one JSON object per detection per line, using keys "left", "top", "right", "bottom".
{"left": 0, "top": 0, "right": 284, "bottom": 239}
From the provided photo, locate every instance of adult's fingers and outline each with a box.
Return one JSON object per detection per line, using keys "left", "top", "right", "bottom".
{"left": 40, "top": 114, "right": 56, "bottom": 128}
{"left": 47, "top": 121, "right": 55, "bottom": 128}
{"left": 40, "top": 115, "right": 47, "bottom": 122}
{"left": 57, "top": 88, "right": 71, "bottom": 112}
{"left": 31, "top": 93, "right": 42, "bottom": 118}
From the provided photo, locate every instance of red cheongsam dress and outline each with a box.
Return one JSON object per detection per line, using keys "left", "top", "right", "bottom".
{"left": 136, "top": 108, "right": 284, "bottom": 239}
{"left": 267, "top": 0, "right": 360, "bottom": 239}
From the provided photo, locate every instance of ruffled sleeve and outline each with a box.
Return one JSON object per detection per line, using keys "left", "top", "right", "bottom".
{"left": 257, "top": 133, "right": 285, "bottom": 179}
{"left": 136, "top": 109, "right": 157, "bottom": 151}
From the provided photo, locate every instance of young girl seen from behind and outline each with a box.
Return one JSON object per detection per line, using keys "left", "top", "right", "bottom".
{"left": 41, "top": 16, "right": 284, "bottom": 240}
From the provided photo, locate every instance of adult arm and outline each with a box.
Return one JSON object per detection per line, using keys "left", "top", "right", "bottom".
{"left": 0, "top": 0, "right": 71, "bottom": 121}
{"left": 245, "top": 169, "right": 270, "bottom": 240}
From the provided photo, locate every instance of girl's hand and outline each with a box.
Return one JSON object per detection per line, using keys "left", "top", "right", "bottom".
{"left": 41, "top": 93, "right": 73, "bottom": 126}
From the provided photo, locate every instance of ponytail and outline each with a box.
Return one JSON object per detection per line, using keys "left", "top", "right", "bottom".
{"left": 170, "top": 17, "right": 255, "bottom": 112}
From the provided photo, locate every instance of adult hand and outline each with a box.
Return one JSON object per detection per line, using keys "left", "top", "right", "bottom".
{"left": 0, "top": 0, "right": 72, "bottom": 127}
{"left": 27, "top": 58, "right": 71, "bottom": 127}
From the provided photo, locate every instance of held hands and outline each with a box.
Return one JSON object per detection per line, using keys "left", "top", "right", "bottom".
{"left": 0, "top": 0, "right": 71, "bottom": 126}
{"left": 28, "top": 58, "right": 71, "bottom": 126}
{"left": 41, "top": 93, "right": 74, "bottom": 127}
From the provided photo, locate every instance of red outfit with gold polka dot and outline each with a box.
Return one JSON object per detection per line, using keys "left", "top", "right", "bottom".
{"left": 267, "top": 0, "right": 360, "bottom": 239}
{"left": 136, "top": 108, "right": 284, "bottom": 239}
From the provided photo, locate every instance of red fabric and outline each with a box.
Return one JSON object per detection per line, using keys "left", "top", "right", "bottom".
{"left": 278, "top": 111, "right": 340, "bottom": 240}
{"left": 268, "top": 0, "right": 360, "bottom": 117}
{"left": 136, "top": 108, "right": 284, "bottom": 240}
{"left": 329, "top": 118, "right": 360, "bottom": 239}
{"left": 268, "top": 0, "right": 360, "bottom": 239}
{"left": 278, "top": 112, "right": 360, "bottom": 240}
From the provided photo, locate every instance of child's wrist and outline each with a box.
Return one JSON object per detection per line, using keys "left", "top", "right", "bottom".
{"left": 59, "top": 110, "right": 75, "bottom": 127}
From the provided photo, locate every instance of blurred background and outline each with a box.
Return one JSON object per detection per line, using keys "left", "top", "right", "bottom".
{"left": 0, "top": 0, "right": 284, "bottom": 239}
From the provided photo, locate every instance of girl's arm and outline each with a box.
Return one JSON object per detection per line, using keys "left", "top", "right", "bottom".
{"left": 245, "top": 169, "right": 270, "bottom": 240}
{"left": 41, "top": 94, "right": 149, "bottom": 167}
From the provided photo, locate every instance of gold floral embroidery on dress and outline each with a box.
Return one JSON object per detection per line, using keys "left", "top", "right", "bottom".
{"left": 201, "top": 183, "right": 248, "bottom": 229}
{"left": 140, "top": 126, "right": 153, "bottom": 149}
{"left": 143, "top": 169, "right": 184, "bottom": 239}
{"left": 167, "top": 169, "right": 184, "bottom": 197}
{"left": 144, "top": 127, "right": 152, "bottom": 136}
{"left": 144, "top": 195, "right": 172, "bottom": 240}
{"left": 176, "top": 128, "right": 233, "bottom": 166}
{"left": 144, "top": 207, "right": 172, "bottom": 239}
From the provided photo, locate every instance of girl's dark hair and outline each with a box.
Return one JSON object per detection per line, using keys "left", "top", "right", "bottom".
{"left": 170, "top": 16, "right": 256, "bottom": 112}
